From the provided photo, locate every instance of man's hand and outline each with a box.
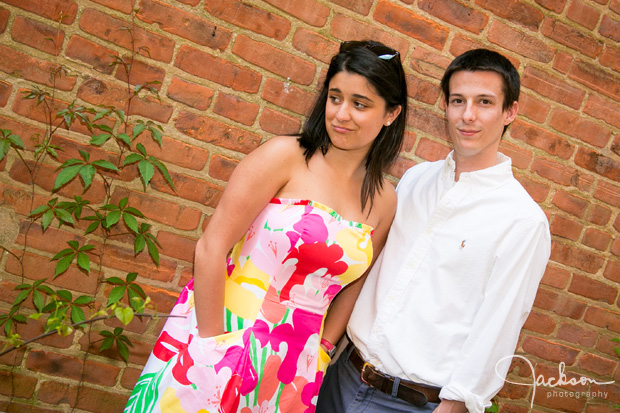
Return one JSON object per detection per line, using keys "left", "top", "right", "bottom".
{"left": 433, "top": 399, "right": 468, "bottom": 413}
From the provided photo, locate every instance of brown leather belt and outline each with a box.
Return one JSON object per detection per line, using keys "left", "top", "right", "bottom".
{"left": 347, "top": 342, "right": 441, "bottom": 407}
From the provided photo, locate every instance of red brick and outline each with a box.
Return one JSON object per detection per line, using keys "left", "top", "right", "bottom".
{"left": 75, "top": 384, "right": 130, "bottom": 412}
{"left": 406, "top": 73, "right": 440, "bottom": 105}
{"left": 77, "top": 78, "right": 172, "bottom": 123}
{"left": 101, "top": 242, "right": 177, "bottom": 283}
{"left": 583, "top": 228, "right": 612, "bottom": 251}
{"left": 121, "top": 367, "right": 142, "bottom": 389}
{"left": 533, "top": 385, "right": 587, "bottom": 411}
{"left": 205, "top": 0, "right": 290, "bottom": 40}
{"left": 209, "top": 154, "right": 239, "bottom": 182}
{"left": 575, "top": 147, "right": 620, "bottom": 182}
{"left": 2, "top": 0, "right": 77, "bottom": 24}
{"left": 587, "top": 204, "right": 611, "bottom": 226}
{"left": 488, "top": 20, "right": 554, "bottom": 63}
{"left": 214, "top": 93, "right": 260, "bottom": 126}
{"left": 330, "top": 0, "right": 374, "bottom": 15}
{"left": 535, "top": 0, "right": 568, "bottom": 13}
{"left": 408, "top": 105, "right": 449, "bottom": 142}
{"left": 511, "top": 120, "right": 574, "bottom": 159}
{"left": 138, "top": 0, "right": 232, "bottom": 51}
{"left": 233, "top": 35, "right": 315, "bottom": 86}
{"left": 66, "top": 35, "right": 118, "bottom": 74}
{"left": 600, "top": 14, "right": 620, "bottom": 42}
{"left": 263, "top": 0, "right": 329, "bottom": 27}
{"left": 175, "top": 111, "right": 262, "bottom": 154}
{"left": 175, "top": 45, "right": 261, "bottom": 93}
{"left": 542, "top": 17, "right": 604, "bottom": 58}
{"left": 557, "top": 322, "right": 597, "bottom": 347}
{"left": 579, "top": 353, "right": 617, "bottom": 377}
{"left": 553, "top": 50, "right": 574, "bottom": 74}
{"left": 603, "top": 260, "right": 620, "bottom": 283}
{"left": 600, "top": 45, "right": 620, "bottom": 73}
{"left": 584, "top": 306, "right": 620, "bottom": 333}
{"left": 552, "top": 189, "right": 589, "bottom": 218}
{"left": 593, "top": 181, "right": 620, "bottom": 208}
{"left": 79, "top": 8, "right": 174, "bottom": 63}
{"left": 551, "top": 240, "right": 605, "bottom": 274}
{"left": 583, "top": 94, "right": 620, "bottom": 129}
{"left": 14, "top": 318, "right": 74, "bottom": 350}
{"left": 156, "top": 231, "right": 197, "bottom": 262}
{"left": 550, "top": 108, "right": 611, "bottom": 148}
{"left": 414, "top": 138, "right": 451, "bottom": 163}
{"left": 292, "top": 29, "right": 339, "bottom": 65}
{"left": 330, "top": 13, "right": 411, "bottom": 55}
{"left": 134, "top": 134, "right": 209, "bottom": 171}
{"left": 79, "top": 333, "right": 154, "bottom": 365}
{"left": 110, "top": 187, "right": 201, "bottom": 231}
{"left": 550, "top": 214, "right": 582, "bottom": 240}
{"left": 567, "top": 0, "right": 601, "bottom": 30}
{"left": 91, "top": 0, "right": 134, "bottom": 13}
{"left": 513, "top": 173, "right": 550, "bottom": 203}
{"left": 531, "top": 156, "right": 582, "bottom": 187}
{"left": 0, "top": 370, "right": 38, "bottom": 398}
{"left": 262, "top": 78, "right": 316, "bottom": 116}
{"left": 522, "top": 336, "right": 579, "bottom": 364}
{"left": 518, "top": 92, "right": 550, "bottom": 123}
{"left": 259, "top": 107, "right": 302, "bottom": 136}
{"left": 408, "top": 47, "right": 451, "bottom": 80}
{"left": 475, "top": 0, "right": 543, "bottom": 30}
{"left": 0, "top": 80, "right": 10, "bottom": 107}
{"left": 37, "top": 380, "right": 76, "bottom": 406}
{"left": 0, "top": 7, "right": 9, "bottom": 33}
{"left": 521, "top": 66, "right": 585, "bottom": 110}
{"left": 541, "top": 265, "right": 571, "bottom": 289}
{"left": 115, "top": 57, "right": 165, "bottom": 91}
{"left": 0, "top": 44, "right": 76, "bottom": 91}
{"left": 613, "top": 238, "right": 620, "bottom": 257}
{"left": 167, "top": 76, "right": 214, "bottom": 110}
{"left": 523, "top": 311, "right": 556, "bottom": 334}
{"left": 150, "top": 170, "right": 224, "bottom": 208}
{"left": 419, "top": 0, "right": 487, "bottom": 34}
{"left": 11, "top": 16, "right": 64, "bottom": 56}
{"left": 374, "top": 1, "right": 448, "bottom": 50}
{"left": 569, "top": 273, "right": 617, "bottom": 304}
{"left": 613, "top": 0, "right": 620, "bottom": 13}
{"left": 387, "top": 156, "right": 417, "bottom": 180}
{"left": 26, "top": 350, "right": 121, "bottom": 385}
{"left": 613, "top": 135, "right": 620, "bottom": 157}
{"left": 569, "top": 59, "right": 620, "bottom": 101}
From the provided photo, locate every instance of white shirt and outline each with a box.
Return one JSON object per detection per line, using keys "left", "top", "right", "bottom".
{"left": 348, "top": 152, "right": 551, "bottom": 412}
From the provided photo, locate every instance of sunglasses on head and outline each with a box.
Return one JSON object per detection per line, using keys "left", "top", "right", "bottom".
{"left": 339, "top": 40, "right": 400, "bottom": 61}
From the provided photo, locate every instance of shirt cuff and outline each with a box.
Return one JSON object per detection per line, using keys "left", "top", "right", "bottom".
{"left": 439, "top": 384, "right": 489, "bottom": 413}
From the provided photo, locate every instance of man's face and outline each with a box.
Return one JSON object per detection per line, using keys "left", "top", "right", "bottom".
{"left": 445, "top": 70, "right": 517, "bottom": 171}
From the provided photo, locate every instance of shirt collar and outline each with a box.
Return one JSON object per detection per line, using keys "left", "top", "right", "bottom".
{"left": 442, "top": 151, "right": 513, "bottom": 194}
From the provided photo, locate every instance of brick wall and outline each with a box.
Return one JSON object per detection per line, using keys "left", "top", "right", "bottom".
{"left": 0, "top": 0, "right": 618, "bottom": 411}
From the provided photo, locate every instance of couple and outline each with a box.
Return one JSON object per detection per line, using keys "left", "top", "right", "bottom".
{"left": 125, "top": 41, "right": 550, "bottom": 413}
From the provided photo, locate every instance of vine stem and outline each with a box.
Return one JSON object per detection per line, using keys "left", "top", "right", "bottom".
{"left": 0, "top": 313, "right": 185, "bottom": 357}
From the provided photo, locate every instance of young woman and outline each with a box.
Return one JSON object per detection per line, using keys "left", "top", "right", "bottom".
{"left": 125, "top": 40, "right": 408, "bottom": 413}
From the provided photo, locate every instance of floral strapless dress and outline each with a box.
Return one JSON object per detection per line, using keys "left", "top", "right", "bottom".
{"left": 125, "top": 199, "right": 374, "bottom": 413}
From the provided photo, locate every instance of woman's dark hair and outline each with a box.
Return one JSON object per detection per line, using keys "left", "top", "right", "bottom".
{"left": 298, "top": 40, "right": 408, "bottom": 213}
{"left": 440, "top": 48, "right": 520, "bottom": 135}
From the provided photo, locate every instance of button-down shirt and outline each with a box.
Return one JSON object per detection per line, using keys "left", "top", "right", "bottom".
{"left": 348, "top": 152, "right": 551, "bottom": 412}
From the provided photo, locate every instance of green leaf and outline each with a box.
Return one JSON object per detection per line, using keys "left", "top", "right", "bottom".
{"left": 134, "top": 234, "right": 145, "bottom": 254}
{"left": 33, "top": 290, "right": 45, "bottom": 312}
{"left": 93, "top": 124, "right": 114, "bottom": 133}
{"left": 136, "top": 143, "right": 147, "bottom": 157}
{"left": 29, "top": 204, "right": 49, "bottom": 217}
{"left": 117, "top": 339, "right": 130, "bottom": 363}
{"left": 85, "top": 221, "right": 100, "bottom": 234}
{"left": 146, "top": 237, "right": 159, "bottom": 266}
{"left": 119, "top": 197, "right": 129, "bottom": 209}
{"left": 117, "top": 133, "right": 131, "bottom": 146}
{"left": 54, "top": 208, "right": 75, "bottom": 224}
{"left": 152, "top": 159, "right": 175, "bottom": 191}
{"left": 149, "top": 127, "right": 163, "bottom": 145}
{"left": 0, "top": 139, "right": 10, "bottom": 160}
{"left": 123, "top": 212, "right": 139, "bottom": 233}
{"left": 105, "top": 210, "right": 121, "bottom": 228}
{"left": 71, "top": 306, "right": 85, "bottom": 324}
{"left": 107, "top": 285, "right": 126, "bottom": 306}
{"left": 53, "top": 164, "right": 83, "bottom": 191}
{"left": 67, "top": 240, "right": 79, "bottom": 250}
{"left": 123, "top": 153, "right": 143, "bottom": 166}
{"left": 115, "top": 306, "right": 134, "bottom": 326}
{"left": 92, "top": 159, "right": 120, "bottom": 171}
{"left": 92, "top": 108, "right": 112, "bottom": 122}
{"left": 105, "top": 277, "right": 125, "bottom": 285}
{"left": 13, "top": 289, "right": 30, "bottom": 307}
{"left": 133, "top": 123, "right": 146, "bottom": 140}
{"left": 79, "top": 164, "right": 96, "bottom": 190}
{"left": 100, "top": 336, "right": 114, "bottom": 352}
{"left": 74, "top": 295, "right": 94, "bottom": 305}
{"left": 54, "top": 254, "right": 75, "bottom": 278}
{"left": 77, "top": 252, "right": 90, "bottom": 272}
{"left": 56, "top": 290, "right": 72, "bottom": 301}
{"left": 138, "top": 160, "right": 154, "bottom": 187}
{"left": 7, "top": 134, "right": 25, "bottom": 149}
{"left": 126, "top": 272, "right": 138, "bottom": 283}
{"left": 123, "top": 207, "right": 144, "bottom": 218}
{"left": 41, "top": 209, "right": 54, "bottom": 230}
{"left": 90, "top": 133, "right": 112, "bottom": 146}
{"left": 51, "top": 248, "right": 74, "bottom": 260}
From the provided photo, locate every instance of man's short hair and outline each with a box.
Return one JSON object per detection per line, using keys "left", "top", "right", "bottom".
{"left": 440, "top": 49, "right": 520, "bottom": 111}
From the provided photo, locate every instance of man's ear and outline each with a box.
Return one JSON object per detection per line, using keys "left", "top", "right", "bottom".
{"left": 503, "top": 101, "right": 518, "bottom": 125}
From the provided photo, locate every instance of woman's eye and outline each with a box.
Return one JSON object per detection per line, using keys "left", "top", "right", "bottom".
{"left": 329, "top": 95, "right": 341, "bottom": 103}
{"left": 354, "top": 101, "right": 367, "bottom": 109}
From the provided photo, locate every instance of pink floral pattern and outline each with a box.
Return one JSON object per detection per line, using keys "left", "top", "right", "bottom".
{"left": 125, "top": 199, "right": 373, "bottom": 413}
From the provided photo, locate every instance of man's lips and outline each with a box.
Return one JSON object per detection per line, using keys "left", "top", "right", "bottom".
{"left": 457, "top": 128, "right": 480, "bottom": 136}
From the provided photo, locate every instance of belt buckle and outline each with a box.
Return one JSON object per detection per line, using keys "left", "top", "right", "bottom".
{"left": 360, "top": 362, "right": 373, "bottom": 385}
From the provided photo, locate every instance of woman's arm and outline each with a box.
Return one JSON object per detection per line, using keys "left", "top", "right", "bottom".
{"left": 193, "top": 136, "right": 297, "bottom": 338}
{"left": 320, "top": 184, "right": 397, "bottom": 349}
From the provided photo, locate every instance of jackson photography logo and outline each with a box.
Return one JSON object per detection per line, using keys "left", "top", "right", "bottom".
{"left": 495, "top": 355, "right": 615, "bottom": 408}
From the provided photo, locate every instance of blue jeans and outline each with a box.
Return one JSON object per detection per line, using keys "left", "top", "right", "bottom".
{"left": 316, "top": 345, "right": 439, "bottom": 413}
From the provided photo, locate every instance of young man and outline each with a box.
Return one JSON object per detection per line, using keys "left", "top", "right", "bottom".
{"left": 317, "top": 49, "right": 551, "bottom": 412}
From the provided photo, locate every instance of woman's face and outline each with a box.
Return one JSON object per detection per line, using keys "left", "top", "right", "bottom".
{"left": 324, "top": 71, "right": 400, "bottom": 155}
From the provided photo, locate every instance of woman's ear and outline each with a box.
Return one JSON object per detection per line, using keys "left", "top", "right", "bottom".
{"left": 385, "top": 105, "right": 402, "bottom": 126}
